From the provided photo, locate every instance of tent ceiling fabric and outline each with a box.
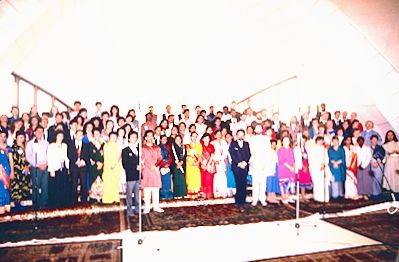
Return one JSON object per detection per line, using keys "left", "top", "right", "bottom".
{"left": 0, "top": 0, "right": 398, "bottom": 134}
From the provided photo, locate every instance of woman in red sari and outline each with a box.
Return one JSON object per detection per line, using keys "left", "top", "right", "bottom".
{"left": 343, "top": 136, "right": 358, "bottom": 199}
{"left": 200, "top": 133, "right": 216, "bottom": 199}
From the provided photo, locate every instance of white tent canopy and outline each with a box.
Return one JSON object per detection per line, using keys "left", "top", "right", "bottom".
{"left": 0, "top": 0, "right": 398, "bottom": 135}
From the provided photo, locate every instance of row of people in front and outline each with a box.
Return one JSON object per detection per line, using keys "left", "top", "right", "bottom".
{"left": 1, "top": 123, "right": 398, "bottom": 214}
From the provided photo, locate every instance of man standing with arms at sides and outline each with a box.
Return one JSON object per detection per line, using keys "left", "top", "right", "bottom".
{"left": 249, "top": 124, "right": 271, "bottom": 206}
{"left": 26, "top": 126, "right": 49, "bottom": 209}
{"left": 229, "top": 129, "right": 251, "bottom": 206}
{"left": 122, "top": 131, "right": 140, "bottom": 216}
{"left": 68, "top": 130, "right": 89, "bottom": 205}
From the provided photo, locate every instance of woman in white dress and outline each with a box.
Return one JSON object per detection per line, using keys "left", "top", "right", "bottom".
{"left": 308, "top": 136, "right": 331, "bottom": 202}
{"left": 47, "top": 130, "right": 70, "bottom": 208}
{"left": 382, "top": 130, "right": 399, "bottom": 192}
{"left": 211, "top": 130, "right": 228, "bottom": 198}
{"left": 343, "top": 136, "right": 359, "bottom": 199}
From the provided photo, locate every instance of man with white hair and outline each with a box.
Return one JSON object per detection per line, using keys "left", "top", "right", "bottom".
{"left": 361, "top": 120, "right": 382, "bottom": 146}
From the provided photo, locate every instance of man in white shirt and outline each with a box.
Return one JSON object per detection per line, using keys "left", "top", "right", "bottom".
{"left": 91, "top": 102, "right": 102, "bottom": 118}
{"left": 162, "top": 105, "right": 174, "bottom": 121}
{"left": 249, "top": 124, "right": 272, "bottom": 206}
{"left": 180, "top": 109, "right": 193, "bottom": 127}
{"left": 355, "top": 136, "right": 373, "bottom": 198}
{"left": 221, "top": 106, "right": 232, "bottom": 122}
{"left": 244, "top": 108, "right": 257, "bottom": 127}
{"left": 40, "top": 114, "right": 49, "bottom": 141}
{"left": 26, "top": 126, "right": 49, "bottom": 209}
{"left": 69, "top": 101, "right": 82, "bottom": 120}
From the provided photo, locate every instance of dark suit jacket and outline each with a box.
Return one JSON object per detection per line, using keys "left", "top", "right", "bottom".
{"left": 68, "top": 140, "right": 89, "bottom": 173}
{"left": 229, "top": 140, "right": 251, "bottom": 174}
{"left": 122, "top": 146, "right": 140, "bottom": 181}
{"left": 47, "top": 123, "right": 69, "bottom": 143}
{"left": 333, "top": 119, "right": 342, "bottom": 131}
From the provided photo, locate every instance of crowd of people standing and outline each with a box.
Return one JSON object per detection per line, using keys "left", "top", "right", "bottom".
{"left": 0, "top": 101, "right": 398, "bottom": 215}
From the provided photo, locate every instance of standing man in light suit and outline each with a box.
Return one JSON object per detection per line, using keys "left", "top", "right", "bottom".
{"left": 26, "top": 126, "right": 49, "bottom": 209}
{"left": 249, "top": 124, "right": 272, "bottom": 206}
{"left": 229, "top": 129, "right": 251, "bottom": 206}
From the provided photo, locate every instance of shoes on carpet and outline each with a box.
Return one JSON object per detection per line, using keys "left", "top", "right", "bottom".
{"left": 260, "top": 201, "right": 268, "bottom": 207}
{"left": 153, "top": 207, "right": 164, "bottom": 213}
{"left": 143, "top": 208, "right": 151, "bottom": 214}
{"left": 251, "top": 201, "right": 257, "bottom": 206}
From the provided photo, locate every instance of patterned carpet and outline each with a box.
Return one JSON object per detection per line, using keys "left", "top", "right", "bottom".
{"left": 261, "top": 244, "right": 398, "bottom": 262}
{"left": 259, "top": 211, "right": 399, "bottom": 261}
{"left": 129, "top": 203, "right": 300, "bottom": 232}
{"left": 0, "top": 210, "right": 121, "bottom": 245}
{"left": 0, "top": 199, "right": 398, "bottom": 261}
{"left": 289, "top": 193, "right": 395, "bottom": 214}
{"left": 326, "top": 212, "right": 399, "bottom": 249}
{"left": 0, "top": 239, "right": 122, "bottom": 261}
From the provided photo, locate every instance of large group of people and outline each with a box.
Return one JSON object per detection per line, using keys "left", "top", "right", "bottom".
{"left": 0, "top": 101, "right": 398, "bottom": 216}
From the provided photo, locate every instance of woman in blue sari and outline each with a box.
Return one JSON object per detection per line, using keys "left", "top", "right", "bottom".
{"left": 225, "top": 133, "right": 236, "bottom": 197}
{"left": 0, "top": 130, "right": 14, "bottom": 214}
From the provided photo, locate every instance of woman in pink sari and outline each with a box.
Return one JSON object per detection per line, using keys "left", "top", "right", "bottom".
{"left": 200, "top": 133, "right": 216, "bottom": 199}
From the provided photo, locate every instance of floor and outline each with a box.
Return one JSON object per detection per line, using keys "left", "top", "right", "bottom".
{"left": 0, "top": 196, "right": 398, "bottom": 261}
{"left": 122, "top": 215, "right": 380, "bottom": 261}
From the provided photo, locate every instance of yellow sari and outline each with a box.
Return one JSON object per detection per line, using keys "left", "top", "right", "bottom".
{"left": 186, "top": 142, "right": 202, "bottom": 196}
{"left": 102, "top": 141, "right": 121, "bottom": 204}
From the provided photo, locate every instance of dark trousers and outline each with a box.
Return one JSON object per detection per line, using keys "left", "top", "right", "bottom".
{"left": 71, "top": 168, "right": 88, "bottom": 205}
{"left": 233, "top": 170, "right": 248, "bottom": 204}
{"left": 31, "top": 167, "right": 48, "bottom": 209}
{"left": 48, "top": 168, "right": 71, "bottom": 208}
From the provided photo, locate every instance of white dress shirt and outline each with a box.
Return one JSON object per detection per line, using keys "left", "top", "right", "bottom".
{"left": 356, "top": 145, "right": 372, "bottom": 169}
{"left": 47, "top": 143, "right": 69, "bottom": 172}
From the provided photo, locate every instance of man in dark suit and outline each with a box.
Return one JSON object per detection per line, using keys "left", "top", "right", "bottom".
{"left": 229, "top": 129, "right": 251, "bottom": 206}
{"left": 65, "top": 118, "right": 78, "bottom": 144}
{"left": 47, "top": 113, "right": 68, "bottom": 143}
{"left": 68, "top": 129, "right": 89, "bottom": 205}
{"left": 332, "top": 111, "right": 342, "bottom": 131}
{"left": 122, "top": 131, "right": 140, "bottom": 216}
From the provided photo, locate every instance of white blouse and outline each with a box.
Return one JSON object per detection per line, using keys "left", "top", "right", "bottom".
{"left": 355, "top": 145, "right": 372, "bottom": 169}
{"left": 47, "top": 143, "right": 69, "bottom": 172}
